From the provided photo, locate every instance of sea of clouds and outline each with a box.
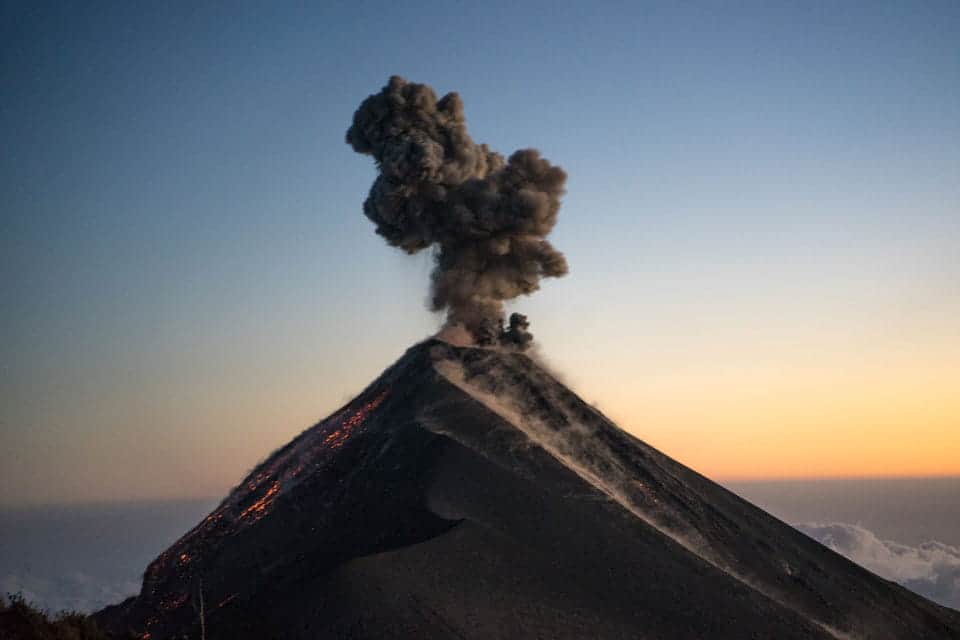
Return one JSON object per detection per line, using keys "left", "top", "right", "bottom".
{"left": 0, "top": 499, "right": 216, "bottom": 614}
{"left": 1, "top": 571, "right": 139, "bottom": 614}
{"left": 797, "top": 522, "right": 960, "bottom": 610}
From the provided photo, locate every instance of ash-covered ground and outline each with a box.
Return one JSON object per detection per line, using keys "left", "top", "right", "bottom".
{"left": 93, "top": 340, "right": 960, "bottom": 639}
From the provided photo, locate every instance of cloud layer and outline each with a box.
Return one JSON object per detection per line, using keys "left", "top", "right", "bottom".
{"left": 797, "top": 522, "right": 960, "bottom": 611}
{"left": 1, "top": 571, "right": 139, "bottom": 614}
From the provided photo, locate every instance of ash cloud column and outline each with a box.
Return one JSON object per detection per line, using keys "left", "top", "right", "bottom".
{"left": 346, "top": 76, "right": 569, "bottom": 349}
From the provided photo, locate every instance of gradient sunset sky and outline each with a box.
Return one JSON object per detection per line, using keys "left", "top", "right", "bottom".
{"left": 2, "top": 1, "right": 958, "bottom": 505}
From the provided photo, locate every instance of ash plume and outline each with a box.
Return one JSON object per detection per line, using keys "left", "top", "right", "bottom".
{"left": 346, "top": 76, "right": 568, "bottom": 348}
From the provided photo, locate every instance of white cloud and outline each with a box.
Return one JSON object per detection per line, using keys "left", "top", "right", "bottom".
{"left": 797, "top": 522, "right": 960, "bottom": 611}
{"left": 1, "top": 571, "right": 139, "bottom": 614}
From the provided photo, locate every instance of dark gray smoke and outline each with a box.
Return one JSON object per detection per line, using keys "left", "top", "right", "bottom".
{"left": 346, "top": 76, "right": 568, "bottom": 348}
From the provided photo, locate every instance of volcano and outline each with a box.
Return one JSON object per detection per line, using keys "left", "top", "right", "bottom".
{"left": 95, "top": 340, "right": 960, "bottom": 639}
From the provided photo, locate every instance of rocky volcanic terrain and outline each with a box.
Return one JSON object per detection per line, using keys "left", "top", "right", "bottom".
{"left": 95, "top": 340, "right": 960, "bottom": 639}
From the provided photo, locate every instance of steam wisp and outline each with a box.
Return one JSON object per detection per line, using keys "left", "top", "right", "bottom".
{"left": 346, "top": 76, "right": 568, "bottom": 349}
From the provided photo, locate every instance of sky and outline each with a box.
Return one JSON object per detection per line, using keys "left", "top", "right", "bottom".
{"left": 1, "top": 1, "right": 958, "bottom": 506}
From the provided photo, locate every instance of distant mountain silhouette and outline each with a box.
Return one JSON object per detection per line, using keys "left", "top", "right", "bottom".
{"left": 95, "top": 340, "right": 960, "bottom": 639}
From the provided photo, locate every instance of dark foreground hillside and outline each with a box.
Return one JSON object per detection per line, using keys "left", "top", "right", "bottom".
{"left": 94, "top": 340, "right": 960, "bottom": 639}
{"left": 0, "top": 594, "right": 120, "bottom": 640}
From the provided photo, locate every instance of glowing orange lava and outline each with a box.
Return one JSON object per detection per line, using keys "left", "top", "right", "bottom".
{"left": 239, "top": 480, "right": 281, "bottom": 522}
{"left": 322, "top": 390, "right": 389, "bottom": 450}
{"left": 124, "top": 388, "right": 397, "bottom": 638}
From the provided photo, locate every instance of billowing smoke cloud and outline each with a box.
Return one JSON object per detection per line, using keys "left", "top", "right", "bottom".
{"left": 797, "top": 522, "right": 960, "bottom": 611}
{"left": 346, "top": 76, "right": 568, "bottom": 349}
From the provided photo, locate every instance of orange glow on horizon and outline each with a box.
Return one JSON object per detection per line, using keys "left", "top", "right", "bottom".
{"left": 598, "top": 341, "right": 960, "bottom": 481}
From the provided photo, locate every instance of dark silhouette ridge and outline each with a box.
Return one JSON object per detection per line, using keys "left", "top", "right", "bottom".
{"left": 1, "top": 594, "right": 123, "bottom": 640}
{"left": 94, "top": 341, "right": 960, "bottom": 639}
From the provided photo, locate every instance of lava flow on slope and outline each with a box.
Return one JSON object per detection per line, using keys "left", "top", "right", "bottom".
{"left": 96, "top": 340, "right": 960, "bottom": 640}
{"left": 103, "top": 384, "right": 406, "bottom": 640}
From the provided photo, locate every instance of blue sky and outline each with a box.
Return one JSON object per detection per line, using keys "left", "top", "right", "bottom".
{"left": 2, "top": 1, "right": 958, "bottom": 504}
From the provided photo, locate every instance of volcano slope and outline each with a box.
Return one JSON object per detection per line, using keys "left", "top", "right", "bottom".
{"left": 95, "top": 340, "right": 960, "bottom": 639}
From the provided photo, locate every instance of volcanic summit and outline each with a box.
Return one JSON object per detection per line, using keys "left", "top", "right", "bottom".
{"left": 93, "top": 77, "right": 960, "bottom": 639}
{"left": 95, "top": 339, "right": 960, "bottom": 639}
